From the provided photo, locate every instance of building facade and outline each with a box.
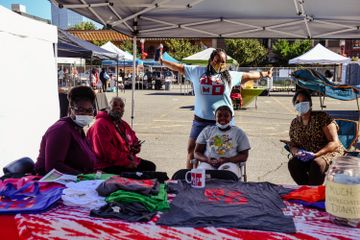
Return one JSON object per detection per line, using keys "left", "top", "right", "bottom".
{"left": 51, "top": 4, "right": 84, "bottom": 29}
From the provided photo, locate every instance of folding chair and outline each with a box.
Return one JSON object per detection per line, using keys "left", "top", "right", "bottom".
{"left": 171, "top": 169, "right": 238, "bottom": 182}
{"left": 335, "top": 118, "right": 359, "bottom": 153}
{"left": 188, "top": 159, "right": 247, "bottom": 182}
{"left": 282, "top": 118, "right": 359, "bottom": 157}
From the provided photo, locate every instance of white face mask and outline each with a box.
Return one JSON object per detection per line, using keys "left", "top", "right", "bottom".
{"left": 295, "top": 102, "right": 310, "bottom": 115}
{"left": 73, "top": 115, "right": 93, "bottom": 127}
{"left": 216, "top": 123, "right": 230, "bottom": 130}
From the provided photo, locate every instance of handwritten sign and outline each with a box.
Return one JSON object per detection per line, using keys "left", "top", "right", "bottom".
{"left": 326, "top": 181, "right": 360, "bottom": 219}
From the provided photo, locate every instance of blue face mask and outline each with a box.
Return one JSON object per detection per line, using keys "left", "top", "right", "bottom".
{"left": 295, "top": 102, "right": 310, "bottom": 115}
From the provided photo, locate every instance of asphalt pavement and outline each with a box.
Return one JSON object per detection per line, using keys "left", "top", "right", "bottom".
{"left": 106, "top": 85, "right": 359, "bottom": 184}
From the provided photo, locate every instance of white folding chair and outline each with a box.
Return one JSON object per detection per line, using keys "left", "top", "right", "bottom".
{"left": 191, "top": 159, "right": 247, "bottom": 182}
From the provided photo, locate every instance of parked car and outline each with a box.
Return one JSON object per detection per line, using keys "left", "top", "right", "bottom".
{"left": 164, "top": 70, "right": 177, "bottom": 83}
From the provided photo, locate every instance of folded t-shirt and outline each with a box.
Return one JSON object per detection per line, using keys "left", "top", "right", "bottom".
{"left": 96, "top": 176, "right": 160, "bottom": 196}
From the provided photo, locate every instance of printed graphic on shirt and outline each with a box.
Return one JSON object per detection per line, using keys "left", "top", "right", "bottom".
{"left": 204, "top": 188, "right": 248, "bottom": 205}
{"left": 209, "top": 134, "right": 233, "bottom": 155}
{"left": 199, "top": 73, "right": 225, "bottom": 96}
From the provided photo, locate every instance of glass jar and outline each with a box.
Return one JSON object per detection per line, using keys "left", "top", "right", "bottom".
{"left": 325, "top": 156, "right": 360, "bottom": 227}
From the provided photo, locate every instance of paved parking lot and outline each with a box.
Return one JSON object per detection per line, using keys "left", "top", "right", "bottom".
{"left": 106, "top": 86, "right": 359, "bottom": 184}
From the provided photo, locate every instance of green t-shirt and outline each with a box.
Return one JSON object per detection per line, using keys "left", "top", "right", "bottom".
{"left": 106, "top": 184, "right": 169, "bottom": 212}
{"left": 77, "top": 173, "right": 116, "bottom": 181}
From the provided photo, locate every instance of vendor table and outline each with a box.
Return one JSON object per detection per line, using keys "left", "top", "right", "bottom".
{"left": 0, "top": 198, "right": 359, "bottom": 240}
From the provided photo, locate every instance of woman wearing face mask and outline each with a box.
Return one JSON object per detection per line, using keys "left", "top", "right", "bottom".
{"left": 286, "top": 90, "right": 344, "bottom": 185}
{"left": 194, "top": 104, "right": 250, "bottom": 178}
{"left": 160, "top": 48, "right": 271, "bottom": 168}
{"left": 35, "top": 86, "right": 97, "bottom": 175}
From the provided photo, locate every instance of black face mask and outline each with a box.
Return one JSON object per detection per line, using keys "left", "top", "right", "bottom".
{"left": 109, "top": 110, "right": 122, "bottom": 121}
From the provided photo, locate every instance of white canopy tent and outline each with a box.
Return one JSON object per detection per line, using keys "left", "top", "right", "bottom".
{"left": 51, "top": 0, "right": 360, "bottom": 126}
{"left": 182, "top": 47, "right": 238, "bottom": 65}
{"left": 51, "top": 0, "right": 360, "bottom": 39}
{"left": 289, "top": 43, "right": 351, "bottom": 65}
{"left": 101, "top": 41, "right": 134, "bottom": 61}
{"left": 0, "top": 5, "right": 59, "bottom": 169}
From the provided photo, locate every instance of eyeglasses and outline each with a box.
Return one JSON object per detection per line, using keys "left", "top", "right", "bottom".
{"left": 71, "top": 106, "right": 95, "bottom": 114}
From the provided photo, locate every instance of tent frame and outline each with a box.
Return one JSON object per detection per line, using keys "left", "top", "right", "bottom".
{"left": 51, "top": 0, "right": 360, "bottom": 126}
{"left": 50, "top": 0, "right": 360, "bottom": 39}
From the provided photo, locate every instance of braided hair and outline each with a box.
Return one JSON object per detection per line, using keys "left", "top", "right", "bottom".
{"left": 206, "top": 48, "right": 231, "bottom": 87}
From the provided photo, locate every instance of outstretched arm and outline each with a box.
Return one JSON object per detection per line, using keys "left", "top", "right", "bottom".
{"left": 241, "top": 67, "right": 273, "bottom": 84}
{"left": 160, "top": 57, "right": 185, "bottom": 75}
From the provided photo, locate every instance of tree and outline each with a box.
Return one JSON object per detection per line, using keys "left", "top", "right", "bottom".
{"left": 225, "top": 39, "right": 268, "bottom": 66}
{"left": 164, "top": 39, "right": 202, "bottom": 60}
{"left": 68, "top": 21, "right": 97, "bottom": 30}
{"left": 90, "top": 40, "right": 107, "bottom": 46}
{"left": 272, "top": 39, "right": 312, "bottom": 65}
{"left": 118, "top": 40, "right": 133, "bottom": 54}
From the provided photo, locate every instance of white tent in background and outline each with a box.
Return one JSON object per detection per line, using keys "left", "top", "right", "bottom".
{"left": 0, "top": 5, "right": 58, "bottom": 169}
{"left": 289, "top": 43, "right": 351, "bottom": 65}
{"left": 101, "top": 41, "right": 134, "bottom": 61}
{"left": 182, "top": 48, "right": 238, "bottom": 65}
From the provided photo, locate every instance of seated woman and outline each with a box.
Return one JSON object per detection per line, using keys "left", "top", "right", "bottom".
{"left": 35, "top": 86, "right": 97, "bottom": 175}
{"left": 286, "top": 90, "right": 344, "bottom": 185}
{"left": 194, "top": 105, "right": 250, "bottom": 178}
{"left": 87, "top": 97, "right": 156, "bottom": 174}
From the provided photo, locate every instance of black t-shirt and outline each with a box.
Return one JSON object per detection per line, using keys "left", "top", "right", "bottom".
{"left": 158, "top": 180, "right": 296, "bottom": 233}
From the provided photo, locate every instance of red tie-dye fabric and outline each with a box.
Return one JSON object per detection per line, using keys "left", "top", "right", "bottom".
{"left": 13, "top": 199, "right": 360, "bottom": 240}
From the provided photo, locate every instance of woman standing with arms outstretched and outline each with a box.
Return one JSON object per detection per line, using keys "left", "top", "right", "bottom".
{"left": 160, "top": 48, "right": 272, "bottom": 168}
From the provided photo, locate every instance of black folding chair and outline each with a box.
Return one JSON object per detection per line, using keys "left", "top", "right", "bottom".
{"left": 172, "top": 169, "right": 238, "bottom": 182}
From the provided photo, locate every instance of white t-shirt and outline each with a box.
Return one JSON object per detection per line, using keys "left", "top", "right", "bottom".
{"left": 196, "top": 125, "right": 250, "bottom": 159}
{"left": 184, "top": 66, "right": 243, "bottom": 120}
{"left": 62, "top": 180, "right": 106, "bottom": 210}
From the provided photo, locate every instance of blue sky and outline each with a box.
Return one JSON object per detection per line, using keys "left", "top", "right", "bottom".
{"left": 1, "top": 0, "right": 51, "bottom": 20}
{"left": 1, "top": 0, "right": 102, "bottom": 27}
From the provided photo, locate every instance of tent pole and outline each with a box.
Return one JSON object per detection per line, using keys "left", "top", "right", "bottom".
{"left": 131, "top": 35, "right": 137, "bottom": 128}
{"left": 356, "top": 96, "right": 360, "bottom": 123}
{"left": 90, "top": 56, "right": 93, "bottom": 87}
{"left": 319, "top": 94, "right": 323, "bottom": 110}
{"left": 116, "top": 55, "right": 119, "bottom": 97}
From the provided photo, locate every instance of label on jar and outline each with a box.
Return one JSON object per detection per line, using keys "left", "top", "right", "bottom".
{"left": 326, "top": 181, "right": 360, "bottom": 219}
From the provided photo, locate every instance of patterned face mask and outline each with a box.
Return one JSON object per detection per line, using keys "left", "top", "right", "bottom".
{"left": 295, "top": 101, "right": 310, "bottom": 115}
{"left": 211, "top": 63, "right": 227, "bottom": 73}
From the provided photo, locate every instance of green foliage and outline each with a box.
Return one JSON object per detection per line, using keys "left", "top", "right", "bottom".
{"left": 272, "top": 39, "right": 312, "bottom": 65}
{"left": 68, "top": 21, "right": 97, "bottom": 30}
{"left": 164, "top": 39, "right": 202, "bottom": 60}
{"left": 91, "top": 40, "right": 107, "bottom": 46}
{"left": 118, "top": 40, "right": 133, "bottom": 54}
{"left": 225, "top": 39, "right": 267, "bottom": 66}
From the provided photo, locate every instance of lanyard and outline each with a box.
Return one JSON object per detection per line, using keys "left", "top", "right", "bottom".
{"left": 114, "top": 122, "right": 130, "bottom": 147}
